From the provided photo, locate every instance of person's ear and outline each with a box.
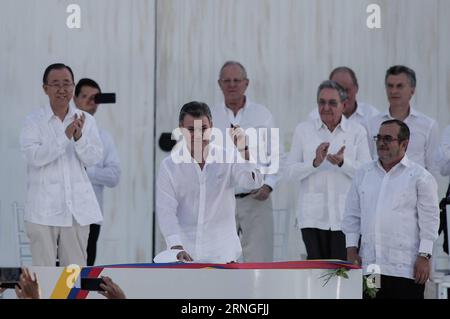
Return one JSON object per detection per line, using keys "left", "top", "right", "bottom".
{"left": 400, "top": 139, "right": 409, "bottom": 151}
{"left": 411, "top": 87, "right": 416, "bottom": 96}
{"left": 43, "top": 84, "right": 49, "bottom": 96}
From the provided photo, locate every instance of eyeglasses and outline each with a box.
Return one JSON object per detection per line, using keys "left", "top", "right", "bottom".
{"left": 318, "top": 99, "right": 339, "bottom": 108}
{"left": 373, "top": 134, "right": 400, "bottom": 144}
{"left": 220, "top": 78, "right": 246, "bottom": 85}
{"left": 46, "top": 83, "right": 74, "bottom": 90}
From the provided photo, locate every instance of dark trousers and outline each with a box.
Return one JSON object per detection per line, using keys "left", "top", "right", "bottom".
{"left": 371, "top": 275, "right": 425, "bottom": 299}
{"left": 87, "top": 224, "right": 101, "bottom": 266}
{"left": 301, "top": 228, "right": 347, "bottom": 260}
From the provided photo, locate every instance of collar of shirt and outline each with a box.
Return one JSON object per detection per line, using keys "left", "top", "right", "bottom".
{"left": 352, "top": 101, "right": 365, "bottom": 117}
{"left": 45, "top": 103, "right": 81, "bottom": 123}
{"left": 222, "top": 96, "right": 251, "bottom": 125}
{"left": 375, "top": 154, "right": 412, "bottom": 174}
{"left": 314, "top": 115, "right": 350, "bottom": 133}
{"left": 382, "top": 106, "right": 419, "bottom": 120}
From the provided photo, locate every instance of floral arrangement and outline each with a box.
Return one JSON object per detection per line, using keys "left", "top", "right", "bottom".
{"left": 319, "top": 268, "right": 378, "bottom": 298}
{"left": 363, "top": 276, "right": 379, "bottom": 299}
{"left": 319, "top": 267, "right": 349, "bottom": 287}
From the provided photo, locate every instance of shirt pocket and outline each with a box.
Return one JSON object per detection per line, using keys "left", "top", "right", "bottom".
{"left": 388, "top": 247, "right": 415, "bottom": 266}
{"left": 391, "top": 180, "right": 416, "bottom": 211}
{"left": 301, "top": 193, "right": 325, "bottom": 221}
{"left": 43, "top": 183, "right": 63, "bottom": 217}
{"left": 215, "top": 171, "right": 227, "bottom": 187}
{"left": 73, "top": 182, "right": 98, "bottom": 215}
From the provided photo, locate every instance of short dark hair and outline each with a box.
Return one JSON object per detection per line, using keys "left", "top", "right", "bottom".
{"left": 329, "top": 66, "right": 359, "bottom": 88}
{"left": 43, "top": 63, "right": 74, "bottom": 84}
{"left": 179, "top": 101, "right": 212, "bottom": 124}
{"left": 75, "top": 78, "right": 102, "bottom": 97}
{"left": 317, "top": 80, "right": 348, "bottom": 102}
{"left": 381, "top": 119, "right": 410, "bottom": 141}
{"left": 385, "top": 65, "right": 416, "bottom": 88}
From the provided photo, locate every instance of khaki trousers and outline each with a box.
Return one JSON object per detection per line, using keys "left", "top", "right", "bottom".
{"left": 25, "top": 219, "right": 89, "bottom": 267}
{"left": 235, "top": 196, "right": 274, "bottom": 262}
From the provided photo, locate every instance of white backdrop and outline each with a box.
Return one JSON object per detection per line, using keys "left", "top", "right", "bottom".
{"left": 0, "top": 0, "right": 156, "bottom": 266}
{"left": 1, "top": 0, "right": 449, "bottom": 267}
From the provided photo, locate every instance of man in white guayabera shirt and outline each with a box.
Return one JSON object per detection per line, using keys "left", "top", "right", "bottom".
{"left": 156, "top": 101, "right": 263, "bottom": 263}
{"left": 286, "top": 80, "right": 371, "bottom": 261}
{"left": 368, "top": 65, "right": 440, "bottom": 179}
{"left": 309, "top": 66, "right": 379, "bottom": 147}
{"left": 343, "top": 119, "right": 439, "bottom": 299}
{"left": 74, "top": 78, "right": 121, "bottom": 266}
{"left": 20, "top": 64, "right": 103, "bottom": 266}
{"left": 210, "top": 61, "right": 283, "bottom": 262}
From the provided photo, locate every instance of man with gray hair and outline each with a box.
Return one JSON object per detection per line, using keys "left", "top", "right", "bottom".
{"left": 368, "top": 65, "right": 440, "bottom": 179}
{"left": 309, "top": 67, "right": 379, "bottom": 150}
{"left": 210, "top": 61, "right": 284, "bottom": 262}
{"left": 286, "top": 80, "right": 371, "bottom": 260}
{"left": 20, "top": 63, "right": 103, "bottom": 267}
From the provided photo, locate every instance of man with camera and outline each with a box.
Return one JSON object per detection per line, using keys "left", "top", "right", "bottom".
{"left": 74, "top": 78, "right": 121, "bottom": 266}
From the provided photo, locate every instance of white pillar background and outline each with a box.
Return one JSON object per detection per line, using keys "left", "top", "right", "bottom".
{"left": 1, "top": 0, "right": 449, "bottom": 266}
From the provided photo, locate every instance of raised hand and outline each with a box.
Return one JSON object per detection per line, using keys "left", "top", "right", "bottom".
{"left": 327, "top": 145, "right": 345, "bottom": 166}
{"left": 99, "top": 276, "right": 126, "bottom": 299}
{"left": 73, "top": 113, "right": 86, "bottom": 141}
{"left": 313, "top": 142, "right": 330, "bottom": 167}
{"left": 14, "top": 267, "right": 41, "bottom": 299}
{"left": 230, "top": 125, "right": 247, "bottom": 151}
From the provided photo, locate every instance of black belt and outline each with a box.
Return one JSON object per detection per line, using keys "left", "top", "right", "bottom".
{"left": 235, "top": 193, "right": 252, "bottom": 199}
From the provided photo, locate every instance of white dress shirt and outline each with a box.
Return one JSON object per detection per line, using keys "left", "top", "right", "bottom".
{"left": 86, "top": 129, "right": 121, "bottom": 223}
{"left": 20, "top": 104, "right": 103, "bottom": 227}
{"left": 286, "top": 117, "right": 371, "bottom": 231}
{"left": 342, "top": 156, "right": 439, "bottom": 279}
{"left": 368, "top": 108, "right": 440, "bottom": 178}
{"left": 156, "top": 143, "right": 263, "bottom": 263}
{"left": 435, "top": 125, "right": 450, "bottom": 177}
{"left": 211, "top": 98, "right": 284, "bottom": 193}
{"left": 310, "top": 101, "right": 379, "bottom": 137}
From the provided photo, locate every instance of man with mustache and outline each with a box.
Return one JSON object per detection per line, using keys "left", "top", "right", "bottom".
{"left": 20, "top": 64, "right": 103, "bottom": 266}
{"left": 343, "top": 119, "right": 439, "bottom": 299}
{"left": 286, "top": 80, "right": 371, "bottom": 260}
{"left": 309, "top": 66, "right": 379, "bottom": 146}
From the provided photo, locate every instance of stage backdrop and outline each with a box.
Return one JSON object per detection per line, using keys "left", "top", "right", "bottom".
{"left": 0, "top": 0, "right": 156, "bottom": 266}
{"left": 1, "top": 0, "right": 449, "bottom": 270}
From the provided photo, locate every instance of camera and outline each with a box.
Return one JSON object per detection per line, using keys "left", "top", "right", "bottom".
{"left": 94, "top": 93, "right": 116, "bottom": 104}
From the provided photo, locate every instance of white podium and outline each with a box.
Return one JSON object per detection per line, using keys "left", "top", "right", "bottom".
{"left": 1, "top": 261, "right": 362, "bottom": 299}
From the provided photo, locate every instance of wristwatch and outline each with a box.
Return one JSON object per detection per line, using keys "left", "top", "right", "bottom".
{"left": 418, "top": 252, "right": 431, "bottom": 260}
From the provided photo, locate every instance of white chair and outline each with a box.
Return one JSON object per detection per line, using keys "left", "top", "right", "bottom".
{"left": 13, "top": 202, "right": 32, "bottom": 266}
{"left": 273, "top": 208, "right": 290, "bottom": 261}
